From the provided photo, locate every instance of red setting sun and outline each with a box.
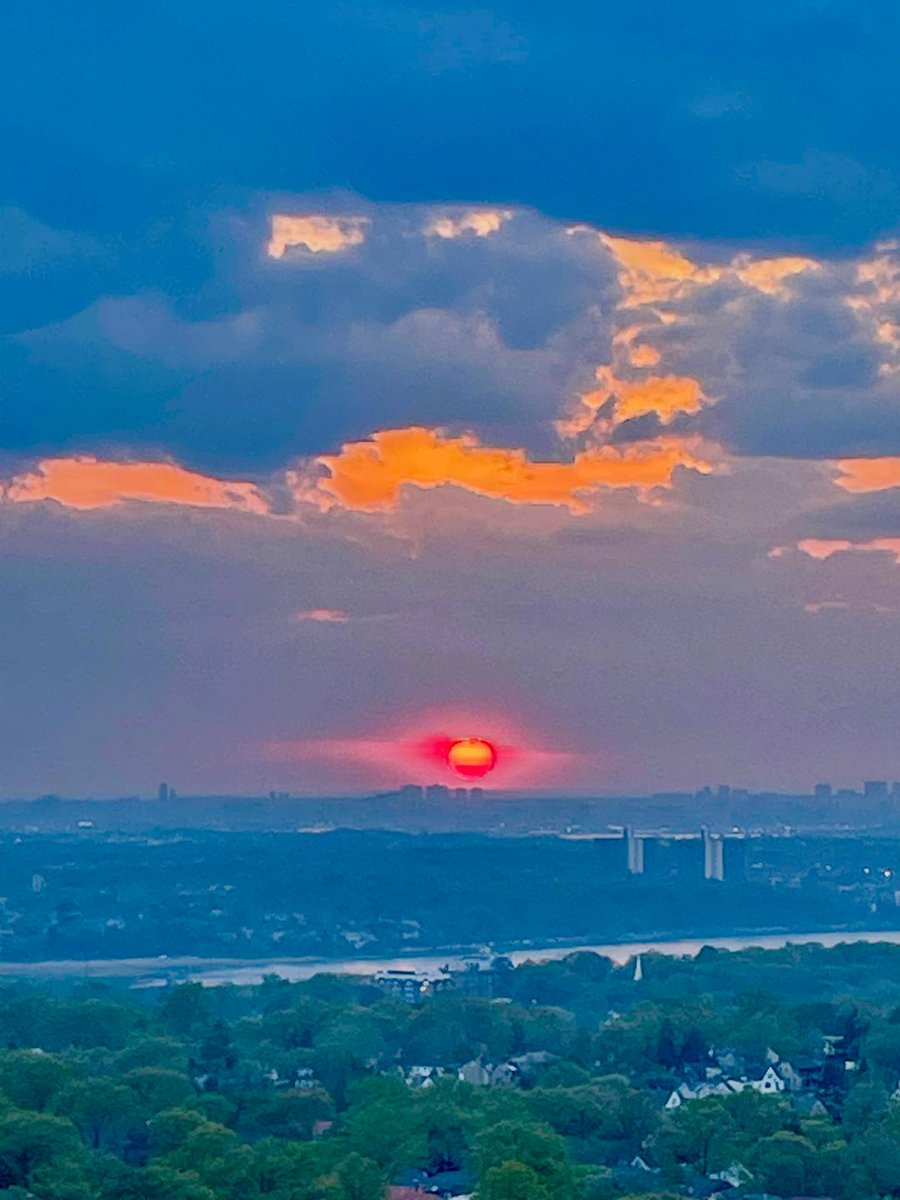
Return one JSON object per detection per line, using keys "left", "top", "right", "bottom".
{"left": 446, "top": 737, "right": 497, "bottom": 779}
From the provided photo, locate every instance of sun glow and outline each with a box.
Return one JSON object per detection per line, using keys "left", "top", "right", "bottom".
{"left": 446, "top": 737, "right": 498, "bottom": 779}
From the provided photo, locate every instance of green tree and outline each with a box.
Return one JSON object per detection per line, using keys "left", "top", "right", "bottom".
{"left": 657, "top": 1098, "right": 737, "bottom": 1176}
{"left": 527, "top": 1087, "right": 605, "bottom": 1138}
{"left": 161, "top": 984, "right": 214, "bottom": 1038}
{"left": 39, "top": 998, "right": 138, "bottom": 1050}
{"left": 856, "top": 1108, "right": 900, "bottom": 1197}
{"left": 474, "top": 1119, "right": 576, "bottom": 1198}
{"left": 124, "top": 1066, "right": 195, "bottom": 1114}
{"left": 134, "top": 1163, "right": 219, "bottom": 1200}
{"left": 240, "top": 1087, "right": 335, "bottom": 1141}
{"left": 0, "top": 1111, "right": 80, "bottom": 1187}
{"left": 842, "top": 1080, "right": 888, "bottom": 1136}
{"left": 342, "top": 1078, "right": 425, "bottom": 1173}
{"left": 751, "top": 1131, "right": 815, "bottom": 1196}
{"left": 419, "top": 1091, "right": 470, "bottom": 1172}
{"left": 116, "top": 1036, "right": 191, "bottom": 1074}
{"left": 195, "top": 1019, "right": 237, "bottom": 1076}
{"left": 53, "top": 1078, "right": 143, "bottom": 1151}
{"left": 479, "top": 1160, "right": 552, "bottom": 1200}
{"left": 0, "top": 1049, "right": 72, "bottom": 1111}
{"left": 148, "top": 1107, "right": 208, "bottom": 1156}
{"left": 335, "top": 1151, "right": 384, "bottom": 1200}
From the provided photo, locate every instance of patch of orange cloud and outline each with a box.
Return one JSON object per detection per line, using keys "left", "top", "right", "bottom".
{"left": 597, "top": 233, "right": 721, "bottom": 307}
{"left": 732, "top": 255, "right": 819, "bottom": 297}
{"left": 267, "top": 214, "right": 369, "bottom": 258}
{"left": 847, "top": 242, "right": 900, "bottom": 376}
{"left": 561, "top": 366, "right": 708, "bottom": 436}
{"left": 611, "top": 324, "right": 662, "bottom": 367}
{"left": 578, "top": 228, "right": 821, "bottom": 310}
{"left": 797, "top": 537, "right": 900, "bottom": 564}
{"left": 424, "top": 209, "right": 512, "bottom": 239}
{"left": 627, "top": 342, "right": 662, "bottom": 367}
{"left": 314, "top": 427, "right": 711, "bottom": 513}
{"left": 6, "top": 458, "right": 268, "bottom": 514}
{"left": 835, "top": 458, "right": 900, "bottom": 493}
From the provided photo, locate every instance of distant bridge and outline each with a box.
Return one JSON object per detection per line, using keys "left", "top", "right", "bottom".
{"left": 558, "top": 826, "right": 736, "bottom": 880}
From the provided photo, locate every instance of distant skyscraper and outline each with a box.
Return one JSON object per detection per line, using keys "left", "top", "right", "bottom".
{"left": 625, "top": 827, "right": 645, "bottom": 875}
{"left": 864, "top": 781, "right": 889, "bottom": 800}
{"left": 157, "top": 782, "right": 169, "bottom": 803}
{"left": 398, "top": 784, "right": 424, "bottom": 802}
{"left": 702, "top": 826, "right": 725, "bottom": 881}
{"left": 425, "top": 784, "right": 450, "bottom": 802}
{"left": 814, "top": 783, "right": 833, "bottom": 802}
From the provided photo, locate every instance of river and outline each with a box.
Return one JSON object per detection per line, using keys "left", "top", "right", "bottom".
{"left": 1, "top": 928, "right": 900, "bottom": 986}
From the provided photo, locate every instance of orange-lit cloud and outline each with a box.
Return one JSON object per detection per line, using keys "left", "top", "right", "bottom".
{"left": 834, "top": 457, "right": 900, "bottom": 493}
{"left": 295, "top": 608, "right": 350, "bottom": 623}
{"left": 611, "top": 324, "right": 662, "bottom": 367}
{"left": 559, "top": 366, "right": 709, "bottom": 436}
{"left": 591, "top": 231, "right": 820, "bottom": 306}
{"left": 595, "top": 232, "right": 721, "bottom": 307}
{"left": 267, "top": 214, "right": 369, "bottom": 258}
{"left": 5, "top": 458, "right": 268, "bottom": 513}
{"left": 311, "top": 426, "right": 712, "bottom": 513}
{"left": 423, "top": 208, "right": 512, "bottom": 239}
{"left": 627, "top": 342, "right": 662, "bottom": 367}
{"left": 846, "top": 242, "right": 900, "bottom": 376}
{"left": 796, "top": 537, "right": 900, "bottom": 564}
{"left": 732, "top": 254, "right": 820, "bottom": 297}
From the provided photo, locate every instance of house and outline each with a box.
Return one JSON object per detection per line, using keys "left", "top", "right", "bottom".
{"left": 488, "top": 1062, "right": 519, "bottom": 1087}
{"left": 457, "top": 1059, "right": 491, "bottom": 1086}
{"left": 630, "top": 1155, "right": 657, "bottom": 1173}
{"left": 508, "top": 1050, "right": 558, "bottom": 1080}
{"left": 390, "top": 1167, "right": 473, "bottom": 1197}
{"left": 750, "top": 1064, "right": 786, "bottom": 1095}
{"left": 405, "top": 1065, "right": 446, "bottom": 1088}
{"left": 777, "top": 1056, "right": 823, "bottom": 1092}
{"left": 374, "top": 970, "right": 455, "bottom": 1003}
{"left": 710, "top": 1161, "right": 752, "bottom": 1188}
{"left": 665, "top": 1063, "right": 786, "bottom": 1109}
{"left": 793, "top": 1094, "right": 829, "bottom": 1118}
{"left": 665, "top": 1080, "right": 739, "bottom": 1108}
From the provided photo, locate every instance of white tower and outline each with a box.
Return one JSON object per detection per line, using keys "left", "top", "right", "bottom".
{"left": 702, "top": 827, "right": 725, "bottom": 881}
{"left": 626, "top": 827, "right": 645, "bottom": 875}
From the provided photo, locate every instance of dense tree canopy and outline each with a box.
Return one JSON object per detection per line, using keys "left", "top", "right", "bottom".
{"left": 0, "top": 944, "right": 895, "bottom": 1196}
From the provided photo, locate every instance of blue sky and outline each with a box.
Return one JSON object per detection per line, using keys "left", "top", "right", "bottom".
{"left": 4, "top": 1, "right": 899, "bottom": 246}
{"left": 1, "top": 2, "right": 898, "bottom": 795}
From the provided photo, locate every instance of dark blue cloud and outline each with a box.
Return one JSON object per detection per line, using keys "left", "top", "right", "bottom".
{"left": 2, "top": 1, "right": 898, "bottom": 252}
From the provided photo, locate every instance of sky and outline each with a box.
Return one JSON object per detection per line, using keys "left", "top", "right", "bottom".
{"left": 1, "top": 2, "right": 898, "bottom": 797}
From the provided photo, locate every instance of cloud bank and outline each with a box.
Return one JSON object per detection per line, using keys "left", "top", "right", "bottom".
{"left": 1, "top": 197, "right": 898, "bottom": 795}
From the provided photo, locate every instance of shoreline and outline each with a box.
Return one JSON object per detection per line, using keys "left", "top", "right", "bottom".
{"left": 2, "top": 924, "right": 900, "bottom": 981}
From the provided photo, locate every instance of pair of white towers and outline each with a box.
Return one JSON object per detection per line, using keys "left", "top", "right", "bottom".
{"left": 623, "top": 826, "right": 725, "bottom": 880}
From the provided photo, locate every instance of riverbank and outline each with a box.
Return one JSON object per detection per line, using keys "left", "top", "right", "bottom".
{"left": 2, "top": 925, "right": 900, "bottom": 985}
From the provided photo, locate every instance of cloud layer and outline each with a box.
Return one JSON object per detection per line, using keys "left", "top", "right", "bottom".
{"left": 1, "top": 198, "right": 898, "bottom": 796}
